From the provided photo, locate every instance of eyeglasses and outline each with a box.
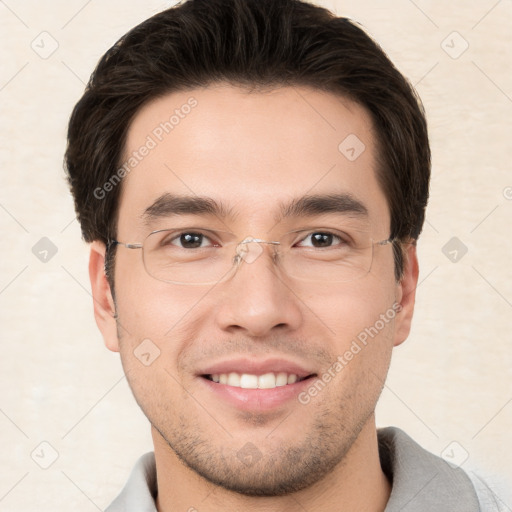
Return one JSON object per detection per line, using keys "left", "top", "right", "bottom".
{"left": 109, "top": 226, "right": 396, "bottom": 285}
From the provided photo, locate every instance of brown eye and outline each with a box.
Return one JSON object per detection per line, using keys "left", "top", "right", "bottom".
{"left": 179, "top": 233, "right": 204, "bottom": 248}
{"left": 162, "top": 232, "right": 213, "bottom": 249}
{"left": 297, "top": 232, "right": 344, "bottom": 248}
{"left": 310, "top": 233, "right": 333, "bottom": 247}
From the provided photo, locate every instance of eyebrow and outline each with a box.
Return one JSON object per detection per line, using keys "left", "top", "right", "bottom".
{"left": 141, "top": 192, "right": 368, "bottom": 226}
{"left": 276, "top": 193, "right": 368, "bottom": 222}
{"left": 142, "top": 193, "right": 233, "bottom": 226}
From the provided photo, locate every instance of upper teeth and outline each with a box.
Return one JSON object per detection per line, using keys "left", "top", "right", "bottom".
{"left": 211, "top": 372, "right": 299, "bottom": 389}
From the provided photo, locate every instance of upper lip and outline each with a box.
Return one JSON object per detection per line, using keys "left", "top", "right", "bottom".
{"left": 198, "top": 358, "right": 316, "bottom": 379}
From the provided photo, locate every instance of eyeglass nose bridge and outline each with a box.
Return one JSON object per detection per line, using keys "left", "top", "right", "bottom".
{"left": 234, "top": 237, "right": 281, "bottom": 266}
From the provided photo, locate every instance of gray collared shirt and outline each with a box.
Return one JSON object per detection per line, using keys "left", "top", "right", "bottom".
{"left": 106, "top": 427, "right": 499, "bottom": 511}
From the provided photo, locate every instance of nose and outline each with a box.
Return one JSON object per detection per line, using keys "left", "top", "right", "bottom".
{"left": 215, "top": 241, "right": 303, "bottom": 337}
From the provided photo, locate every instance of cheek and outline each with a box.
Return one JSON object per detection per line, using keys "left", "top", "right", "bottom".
{"left": 309, "top": 278, "right": 397, "bottom": 345}
{"left": 317, "top": 288, "right": 397, "bottom": 391}
{"left": 112, "top": 274, "right": 217, "bottom": 398}
{"left": 113, "top": 260, "right": 208, "bottom": 339}
{"left": 113, "top": 280, "right": 207, "bottom": 416}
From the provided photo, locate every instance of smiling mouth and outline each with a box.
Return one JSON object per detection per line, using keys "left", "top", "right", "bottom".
{"left": 202, "top": 372, "right": 316, "bottom": 390}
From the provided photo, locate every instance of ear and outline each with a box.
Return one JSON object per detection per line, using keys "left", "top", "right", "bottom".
{"left": 89, "top": 241, "right": 119, "bottom": 352}
{"left": 393, "top": 243, "right": 419, "bottom": 347}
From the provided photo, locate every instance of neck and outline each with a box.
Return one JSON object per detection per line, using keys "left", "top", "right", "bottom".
{"left": 153, "top": 416, "right": 390, "bottom": 512}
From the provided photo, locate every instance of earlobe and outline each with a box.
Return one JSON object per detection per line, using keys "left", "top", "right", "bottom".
{"left": 89, "top": 241, "right": 120, "bottom": 352}
{"left": 393, "top": 243, "right": 419, "bottom": 347}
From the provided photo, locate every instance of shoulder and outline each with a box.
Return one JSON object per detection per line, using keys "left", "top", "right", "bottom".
{"left": 105, "top": 452, "right": 157, "bottom": 512}
{"left": 467, "top": 470, "right": 510, "bottom": 512}
{"left": 378, "top": 427, "right": 502, "bottom": 512}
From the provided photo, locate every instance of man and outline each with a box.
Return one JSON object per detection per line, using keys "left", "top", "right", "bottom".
{"left": 65, "top": 0, "right": 497, "bottom": 510}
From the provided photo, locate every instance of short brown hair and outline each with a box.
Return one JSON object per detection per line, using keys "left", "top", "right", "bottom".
{"left": 65, "top": 0, "right": 430, "bottom": 283}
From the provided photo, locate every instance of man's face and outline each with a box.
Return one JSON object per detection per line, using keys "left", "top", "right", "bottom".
{"left": 92, "top": 85, "right": 416, "bottom": 495}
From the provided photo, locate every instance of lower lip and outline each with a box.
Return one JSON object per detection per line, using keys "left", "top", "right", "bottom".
{"left": 198, "top": 376, "right": 314, "bottom": 412}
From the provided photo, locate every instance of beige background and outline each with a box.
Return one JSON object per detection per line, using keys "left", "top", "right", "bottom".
{"left": 1, "top": 1, "right": 511, "bottom": 510}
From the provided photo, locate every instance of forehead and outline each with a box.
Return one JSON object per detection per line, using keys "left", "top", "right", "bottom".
{"left": 117, "top": 84, "right": 389, "bottom": 236}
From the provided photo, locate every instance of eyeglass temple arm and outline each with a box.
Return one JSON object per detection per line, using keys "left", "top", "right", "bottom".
{"left": 107, "top": 240, "right": 143, "bottom": 250}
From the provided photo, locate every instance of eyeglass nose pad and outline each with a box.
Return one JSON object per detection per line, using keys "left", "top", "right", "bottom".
{"left": 236, "top": 237, "right": 265, "bottom": 265}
